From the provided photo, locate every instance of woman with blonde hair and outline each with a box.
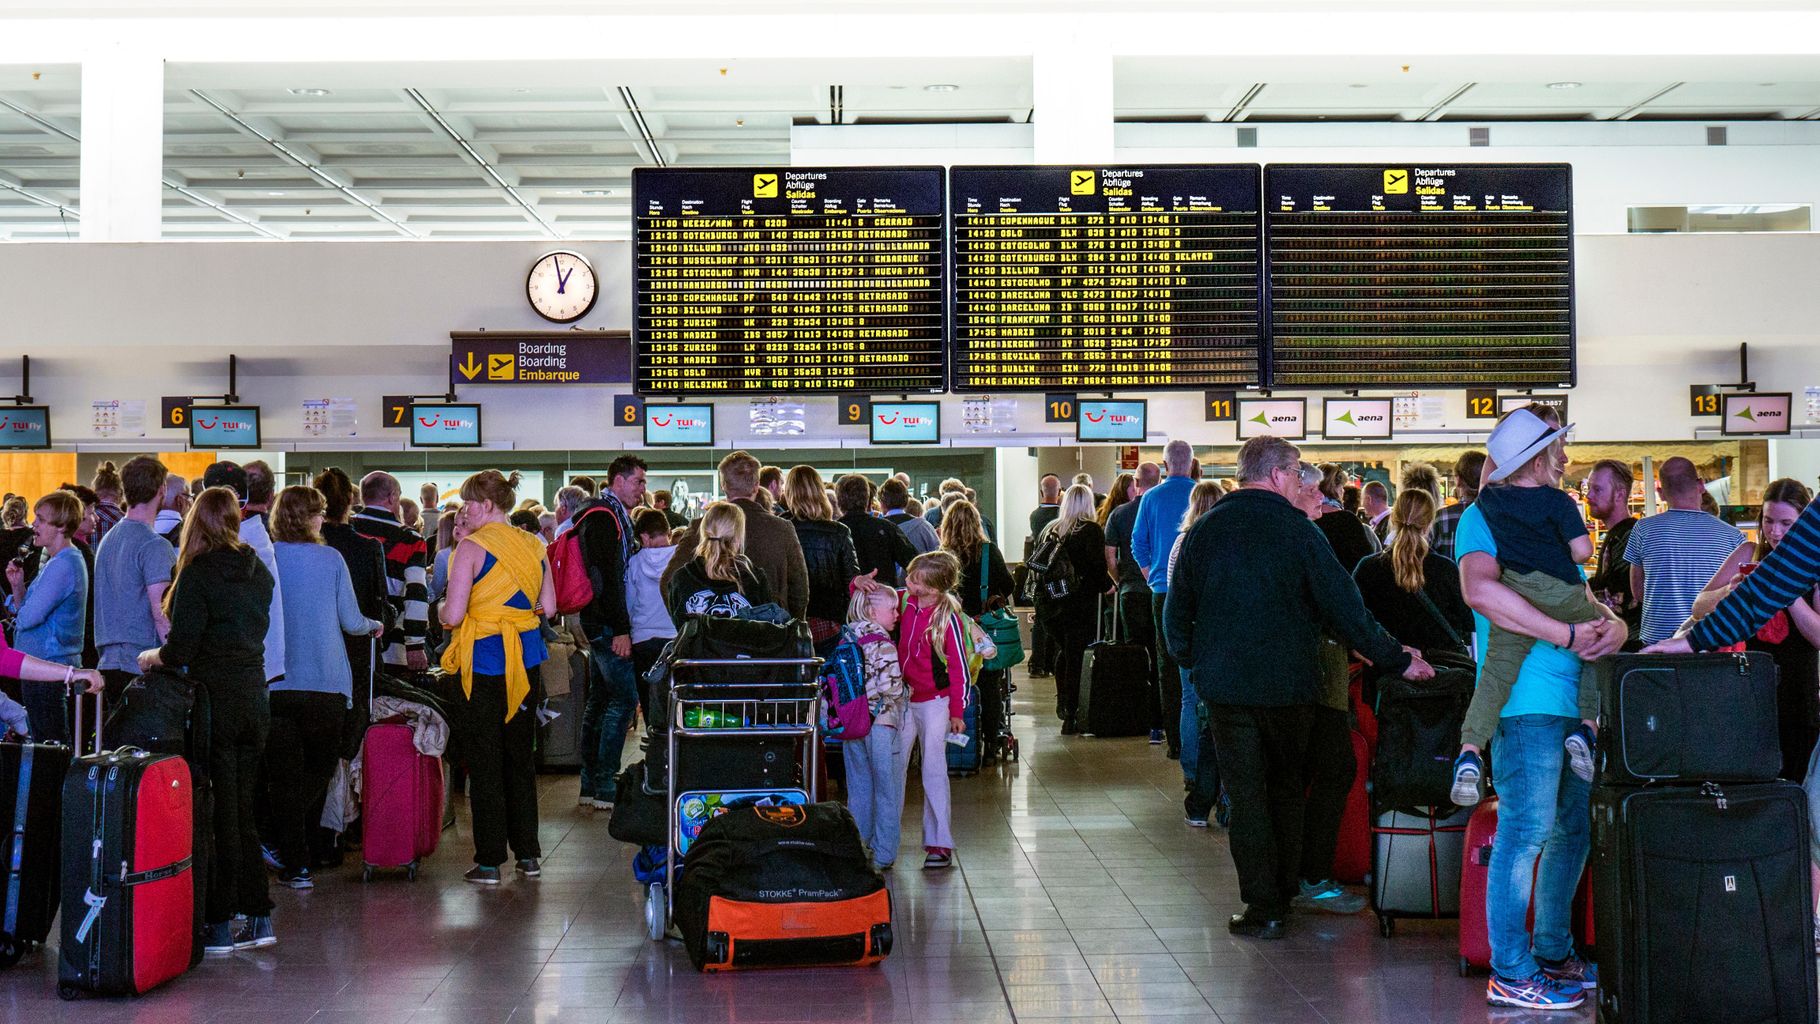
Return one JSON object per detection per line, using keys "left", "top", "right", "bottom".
{"left": 783, "top": 465, "right": 860, "bottom": 651}
{"left": 440, "top": 470, "right": 555, "bottom": 885}
{"left": 899, "top": 550, "right": 972, "bottom": 868}
{"left": 1351, "top": 488, "right": 1474, "bottom": 652}
{"left": 1031, "top": 484, "right": 1112, "bottom": 734}
{"left": 666, "top": 501, "right": 772, "bottom": 623}
{"left": 139, "top": 486, "right": 278, "bottom": 952}
{"left": 939, "top": 500, "right": 1014, "bottom": 760}
{"left": 4, "top": 491, "right": 89, "bottom": 742}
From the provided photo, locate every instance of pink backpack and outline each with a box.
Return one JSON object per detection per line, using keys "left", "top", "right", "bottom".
{"left": 548, "top": 506, "right": 617, "bottom": 616}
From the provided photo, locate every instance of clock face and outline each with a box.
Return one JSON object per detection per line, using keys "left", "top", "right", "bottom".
{"left": 526, "top": 250, "right": 598, "bottom": 323}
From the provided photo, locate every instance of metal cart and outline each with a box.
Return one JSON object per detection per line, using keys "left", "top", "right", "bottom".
{"left": 644, "top": 657, "right": 822, "bottom": 942}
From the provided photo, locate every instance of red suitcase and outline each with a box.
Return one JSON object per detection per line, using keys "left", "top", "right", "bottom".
{"left": 1459, "top": 799, "right": 1595, "bottom": 975}
{"left": 1331, "top": 730, "right": 1371, "bottom": 884}
{"left": 57, "top": 750, "right": 193, "bottom": 999}
{"left": 360, "top": 720, "right": 443, "bottom": 881}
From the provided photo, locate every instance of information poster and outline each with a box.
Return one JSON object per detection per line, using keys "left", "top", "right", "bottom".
{"left": 748, "top": 398, "right": 806, "bottom": 437}
{"left": 1266, "top": 163, "right": 1574, "bottom": 389}
{"left": 633, "top": 167, "right": 947, "bottom": 394}
{"left": 950, "top": 165, "right": 1264, "bottom": 392}
{"left": 302, "top": 398, "right": 358, "bottom": 438}
{"left": 91, "top": 399, "right": 146, "bottom": 438}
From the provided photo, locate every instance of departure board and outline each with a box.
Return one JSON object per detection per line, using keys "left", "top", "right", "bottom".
{"left": 949, "top": 165, "right": 1264, "bottom": 392}
{"left": 1266, "top": 163, "right": 1574, "bottom": 389}
{"left": 633, "top": 167, "right": 946, "bottom": 394}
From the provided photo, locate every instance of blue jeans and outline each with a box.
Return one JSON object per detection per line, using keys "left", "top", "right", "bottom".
{"left": 1487, "top": 714, "right": 1591, "bottom": 981}
{"left": 842, "top": 724, "right": 906, "bottom": 868}
{"left": 580, "top": 637, "right": 639, "bottom": 800}
{"left": 1178, "top": 668, "right": 1200, "bottom": 785}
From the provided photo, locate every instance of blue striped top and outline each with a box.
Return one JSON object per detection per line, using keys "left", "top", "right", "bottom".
{"left": 1625, "top": 509, "right": 1745, "bottom": 645}
{"left": 1693, "top": 504, "right": 1820, "bottom": 651}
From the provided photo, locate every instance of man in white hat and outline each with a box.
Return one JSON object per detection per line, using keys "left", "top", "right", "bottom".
{"left": 1450, "top": 405, "right": 1626, "bottom": 1011}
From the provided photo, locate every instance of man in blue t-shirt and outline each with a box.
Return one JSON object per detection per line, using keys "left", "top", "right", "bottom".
{"left": 1456, "top": 409, "right": 1625, "bottom": 1013}
{"left": 1131, "top": 439, "right": 1197, "bottom": 761}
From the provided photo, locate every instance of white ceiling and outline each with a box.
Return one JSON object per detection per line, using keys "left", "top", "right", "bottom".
{"left": 2, "top": 57, "right": 1819, "bottom": 240}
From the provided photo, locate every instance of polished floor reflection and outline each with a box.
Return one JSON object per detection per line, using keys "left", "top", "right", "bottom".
{"left": 0, "top": 670, "right": 1584, "bottom": 1024}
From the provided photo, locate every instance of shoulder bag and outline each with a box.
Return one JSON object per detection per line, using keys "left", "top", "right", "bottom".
{"left": 975, "top": 546, "right": 1025, "bottom": 671}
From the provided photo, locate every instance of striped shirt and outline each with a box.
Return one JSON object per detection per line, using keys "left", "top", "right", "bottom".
{"left": 352, "top": 507, "right": 429, "bottom": 665}
{"left": 1626, "top": 508, "right": 1746, "bottom": 644}
{"left": 1693, "top": 503, "right": 1820, "bottom": 651}
{"left": 1432, "top": 499, "right": 1472, "bottom": 562}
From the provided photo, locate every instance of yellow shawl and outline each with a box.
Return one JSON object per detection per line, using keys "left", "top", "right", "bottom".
{"left": 441, "top": 521, "right": 548, "bottom": 722}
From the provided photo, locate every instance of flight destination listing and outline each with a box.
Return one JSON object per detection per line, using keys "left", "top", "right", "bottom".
{"left": 949, "top": 164, "right": 1264, "bottom": 392}
{"left": 633, "top": 166, "right": 947, "bottom": 394}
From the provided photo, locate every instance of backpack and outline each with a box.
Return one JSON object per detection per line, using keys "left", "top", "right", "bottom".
{"left": 820, "top": 626, "right": 876, "bottom": 741}
{"left": 1025, "top": 522, "right": 1077, "bottom": 602}
{"left": 548, "top": 505, "right": 618, "bottom": 616}
{"left": 1370, "top": 648, "right": 1477, "bottom": 812}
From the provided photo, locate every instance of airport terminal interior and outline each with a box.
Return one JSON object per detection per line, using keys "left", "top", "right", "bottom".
{"left": 5, "top": 0, "right": 1820, "bottom": 1021}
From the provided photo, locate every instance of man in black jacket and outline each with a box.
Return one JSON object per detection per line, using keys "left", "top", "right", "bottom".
{"left": 577, "top": 454, "right": 646, "bottom": 811}
{"left": 1166, "top": 435, "right": 1432, "bottom": 940}
{"left": 835, "top": 475, "right": 916, "bottom": 585}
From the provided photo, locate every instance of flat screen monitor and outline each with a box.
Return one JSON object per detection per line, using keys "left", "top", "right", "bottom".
{"left": 1321, "top": 398, "right": 1394, "bottom": 440}
{"left": 410, "top": 404, "right": 484, "bottom": 448}
{"left": 869, "top": 401, "right": 941, "bottom": 445}
{"left": 0, "top": 406, "right": 51, "bottom": 450}
{"left": 1076, "top": 399, "right": 1148, "bottom": 443}
{"left": 1236, "top": 397, "right": 1309, "bottom": 440}
{"left": 189, "top": 406, "right": 261, "bottom": 450}
{"left": 644, "top": 403, "right": 715, "bottom": 447}
{"left": 1721, "top": 392, "right": 1793, "bottom": 436}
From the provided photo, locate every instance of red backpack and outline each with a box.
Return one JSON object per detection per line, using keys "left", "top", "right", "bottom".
{"left": 548, "top": 505, "right": 619, "bottom": 616}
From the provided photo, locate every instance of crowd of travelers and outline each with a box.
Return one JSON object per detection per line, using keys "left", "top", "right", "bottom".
{"left": 4, "top": 416, "right": 1819, "bottom": 1012}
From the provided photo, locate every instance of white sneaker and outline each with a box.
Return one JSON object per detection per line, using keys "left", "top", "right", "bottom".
{"left": 590, "top": 798, "right": 612, "bottom": 811}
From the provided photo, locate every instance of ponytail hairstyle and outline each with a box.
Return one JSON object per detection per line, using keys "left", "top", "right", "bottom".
{"left": 459, "top": 469, "right": 521, "bottom": 517}
{"left": 91, "top": 461, "right": 123, "bottom": 502}
{"left": 167, "top": 487, "right": 245, "bottom": 614}
{"left": 1388, "top": 488, "right": 1438, "bottom": 594}
{"left": 905, "top": 550, "right": 964, "bottom": 660}
{"left": 697, "top": 501, "right": 751, "bottom": 585}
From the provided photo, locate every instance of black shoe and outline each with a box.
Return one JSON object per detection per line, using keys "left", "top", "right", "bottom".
{"left": 1165, "top": 746, "right": 1181, "bottom": 761}
{"left": 1060, "top": 719, "right": 1079, "bottom": 736}
{"left": 1227, "top": 911, "right": 1286, "bottom": 940}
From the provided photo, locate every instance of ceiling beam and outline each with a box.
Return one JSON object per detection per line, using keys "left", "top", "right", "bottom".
{"left": 1612, "top": 82, "right": 1684, "bottom": 121}
{"left": 401, "top": 88, "right": 558, "bottom": 237}
{"left": 1418, "top": 82, "right": 1477, "bottom": 122}
{"left": 1220, "top": 83, "right": 1266, "bottom": 123}
{"left": 614, "top": 86, "right": 667, "bottom": 167}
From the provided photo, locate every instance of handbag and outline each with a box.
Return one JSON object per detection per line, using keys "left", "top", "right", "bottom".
{"left": 975, "top": 546, "right": 1025, "bottom": 671}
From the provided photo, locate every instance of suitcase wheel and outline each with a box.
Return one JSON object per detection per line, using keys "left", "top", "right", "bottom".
{"left": 58, "top": 983, "right": 81, "bottom": 1002}
{"left": 0, "top": 937, "right": 22, "bottom": 968}
{"left": 1458, "top": 956, "right": 1471, "bottom": 977}
{"left": 406, "top": 862, "right": 419, "bottom": 882}
{"left": 870, "top": 922, "right": 894, "bottom": 958}
{"left": 1377, "top": 914, "right": 1394, "bottom": 939}
{"left": 644, "top": 883, "right": 666, "bottom": 942}
{"left": 362, "top": 865, "right": 374, "bottom": 883}
{"left": 705, "top": 932, "right": 730, "bottom": 966}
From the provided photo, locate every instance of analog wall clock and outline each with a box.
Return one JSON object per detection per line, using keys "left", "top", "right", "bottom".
{"left": 526, "top": 250, "right": 598, "bottom": 323}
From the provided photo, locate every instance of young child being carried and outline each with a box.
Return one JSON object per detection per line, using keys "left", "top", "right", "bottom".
{"left": 1451, "top": 408, "right": 1604, "bottom": 806}
{"left": 841, "top": 587, "right": 909, "bottom": 872}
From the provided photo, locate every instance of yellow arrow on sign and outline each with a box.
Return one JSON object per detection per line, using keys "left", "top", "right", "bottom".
{"left": 457, "top": 352, "right": 483, "bottom": 380}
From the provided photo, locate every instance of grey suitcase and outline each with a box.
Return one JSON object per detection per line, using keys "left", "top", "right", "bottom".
{"left": 1370, "top": 804, "right": 1470, "bottom": 937}
{"left": 537, "top": 640, "right": 590, "bottom": 772}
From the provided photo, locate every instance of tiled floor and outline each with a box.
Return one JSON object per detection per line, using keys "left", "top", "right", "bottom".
{"left": 0, "top": 669, "right": 1588, "bottom": 1024}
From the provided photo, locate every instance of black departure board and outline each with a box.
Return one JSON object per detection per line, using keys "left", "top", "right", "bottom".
{"left": 949, "top": 165, "right": 1263, "bottom": 392}
{"left": 1265, "top": 163, "right": 1574, "bottom": 389}
{"left": 633, "top": 166, "right": 946, "bottom": 394}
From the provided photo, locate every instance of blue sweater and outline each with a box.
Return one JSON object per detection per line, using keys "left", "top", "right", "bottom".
{"left": 9, "top": 546, "right": 86, "bottom": 666}
{"left": 1131, "top": 476, "right": 1196, "bottom": 594}
{"left": 273, "top": 542, "right": 381, "bottom": 702}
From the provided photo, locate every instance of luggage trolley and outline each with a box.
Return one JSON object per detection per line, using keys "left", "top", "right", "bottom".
{"left": 644, "top": 657, "right": 822, "bottom": 942}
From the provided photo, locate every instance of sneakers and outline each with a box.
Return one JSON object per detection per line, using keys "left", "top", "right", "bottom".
{"left": 578, "top": 792, "right": 595, "bottom": 808}
{"left": 1452, "top": 750, "right": 1486, "bottom": 806}
{"left": 277, "top": 866, "right": 314, "bottom": 890}
{"left": 1226, "top": 910, "right": 1286, "bottom": 940}
{"left": 922, "top": 848, "right": 953, "bottom": 869}
{"left": 516, "top": 858, "right": 542, "bottom": 877}
{"left": 1487, "top": 971, "right": 1585, "bottom": 1010}
{"left": 247, "top": 915, "right": 277, "bottom": 948}
{"left": 1293, "top": 879, "right": 1367, "bottom": 915}
{"left": 1184, "top": 814, "right": 1210, "bottom": 828}
{"left": 590, "top": 798, "right": 612, "bottom": 811}
{"left": 202, "top": 922, "right": 236, "bottom": 956}
{"left": 231, "top": 916, "right": 258, "bottom": 950}
{"left": 1565, "top": 723, "right": 1597, "bottom": 784}
{"left": 464, "top": 865, "right": 502, "bottom": 885}
{"left": 1148, "top": 729, "right": 1165, "bottom": 745}
{"left": 1538, "top": 953, "right": 1599, "bottom": 990}
{"left": 1214, "top": 792, "right": 1233, "bottom": 829}
{"left": 260, "top": 844, "right": 283, "bottom": 871}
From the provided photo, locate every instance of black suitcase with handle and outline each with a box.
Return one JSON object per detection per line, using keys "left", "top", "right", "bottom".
{"left": 1592, "top": 780, "right": 1817, "bottom": 1024}
{"left": 1077, "top": 596, "right": 1151, "bottom": 738}
{"left": 0, "top": 741, "right": 69, "bottom": 967}
{"left": 1596, "top": 651, "right": 1781, "bottom": 786}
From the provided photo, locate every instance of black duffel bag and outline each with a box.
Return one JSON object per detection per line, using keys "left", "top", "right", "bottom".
{"left": 607, "top": 759, "right": 668, "bottom": 847}
{"left": 1597, "top": 650, "right": 1781, "bottom": 785}
{"left": 1371, "top": 648, "right": 1476, "bottom": 812}
{"left": 105, "top": 666, "right": 211, "bottom": 766}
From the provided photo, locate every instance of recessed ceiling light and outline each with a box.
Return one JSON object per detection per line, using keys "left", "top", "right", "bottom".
{"left": 924, "top": 84, "right": 960, "bottom": 93}
{"left": 1349, "top": 83, "right": 1369, "bottom": 89}
{"left": 1546, "top": 82, "right": 1581, "bottom": 90}
{"left": 581, "top": 189, "right": 612, "bottom": 196}
{"left": 735, "top": 118, "right": 745, "bottom": 127}
{"left": 266, "top": 191, "right": 286, "bottom": 196}
{"left": 287, "top": 88, "right": 332, "bottom": 97}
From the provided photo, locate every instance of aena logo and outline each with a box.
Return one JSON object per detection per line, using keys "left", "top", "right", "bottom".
{"left": 1735, "top": 404, "right": 1784, "bottom": 423}
{"left": 1249, "top": 410, "right": 1299, "bottom": 425}
{"left": 1334, "top": 411, "right": 1385, "bottom": 426}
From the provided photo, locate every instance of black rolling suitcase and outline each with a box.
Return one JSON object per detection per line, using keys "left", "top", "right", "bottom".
{"left": 1077, "top": 596, "right": 1150, "bottom": 737}
{"left": 1597, "top": 651, "right": 1781, "bottom": 786}
{"left": 0, "top": 741, "right": 69, "bottom": 967}
{"left": 1592, "top": 781, "right": 1816, "bottom": 1024}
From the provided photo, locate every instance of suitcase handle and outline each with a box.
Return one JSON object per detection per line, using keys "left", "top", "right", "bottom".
{"left": 71, "top": 689, "right": 102, "bottom": 757}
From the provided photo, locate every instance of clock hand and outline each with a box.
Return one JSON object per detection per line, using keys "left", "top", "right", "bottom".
{"left": 554, "top": 257, "right": 569, "bottom": 294}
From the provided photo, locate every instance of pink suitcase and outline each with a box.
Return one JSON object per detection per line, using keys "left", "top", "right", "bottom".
{"left": 361, "top": 721, "right": 443, "bottom": 881}
{"left": 1458, "top": 799, "right": 1595, "bottom": 975}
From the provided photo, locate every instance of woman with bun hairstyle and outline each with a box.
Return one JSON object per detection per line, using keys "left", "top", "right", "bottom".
{"left": 440, "top": 470, "right": 555, "bottom": 885}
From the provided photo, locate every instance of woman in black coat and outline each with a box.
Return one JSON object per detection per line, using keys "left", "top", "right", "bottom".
{"left": 781, "top": 466, "right": 860, "bottom": 652}
{"left": 1352, "top": 489, "right": 1474, "bottom": 655}
{"left": 941, "top": 498, "right": 1016, "bottom": 757}
{"left": 1034, "top": 484, "right": 1114, "bottom": 734}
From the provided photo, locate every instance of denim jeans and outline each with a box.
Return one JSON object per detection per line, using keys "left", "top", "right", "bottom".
{"left": 842, "top": 724, "right": 906, "bottom": 868}
{"left": 580, "top": 637, "right": 639, "bottom": 800}
{"left": 1487, "top": 713, "right": 1591, "bottom": 980}
{"left": 1177, "top": 668, "right": 1199, "bottom": 785}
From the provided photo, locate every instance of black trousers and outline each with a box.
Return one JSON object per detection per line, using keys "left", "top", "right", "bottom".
{"left": 264, "top": 690, "right": 346, "bottom": 871}
{"left": 1152, "top": 594, "right": 1182, "bottom": 753}
{"left": 1209, "top": 701, "right": 1313, "bottom": 919}
{"left": 1185, "top": 698, "right": 1223, "bottom": 820}
{"left": 1044, "top": 598, "right": 1095, "bottom": 723}
{"left": 1298, "top": 705, "right": 1356, "bottom": 885}
{"left": 204, "top": 676, "right": 273, "bottom": 924}
{"left": 1116, "top": 587, "right": 1161, "bottom": 730}
{"left": 977, "top": 668, "right": 1007, "bottom": 754}
{"left": 466, "top": 669, "right": 542, "bottom": 867}
{"left": 1031, "top": 619, "right": 1054, "bottom": 675}
{"left": 632, "top": 637, "right": 668, "bottom": 724}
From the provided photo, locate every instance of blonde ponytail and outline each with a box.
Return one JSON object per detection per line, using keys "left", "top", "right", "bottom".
{"left": 698, "top": 501, "right": 750, "bottom": 585}
{"left": 1389, "top": 488, "right": 1438, "bottom": 593}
